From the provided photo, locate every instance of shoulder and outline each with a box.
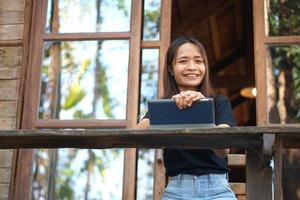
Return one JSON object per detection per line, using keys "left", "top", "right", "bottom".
{"left": 212, "top": 95, "right": 236, "bottom": 126}
{"left": 213, "top": 95, "right": 231, "bottom": 107}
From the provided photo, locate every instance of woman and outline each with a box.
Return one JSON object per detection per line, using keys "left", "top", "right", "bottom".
{"left": 137, "top": 36, "right": 237, "bottom": 200}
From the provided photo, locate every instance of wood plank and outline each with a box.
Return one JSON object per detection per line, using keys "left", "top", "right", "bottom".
{"left": 0, "top": 127, "right": 268, "bottom": 149}
{"left": 141, "top": 41, "right": 160, "bottom": 48}
{"left": 0, "top": 87, "right": 19, "bottom": 100}
{"left": 35, "top": 119, "right": 127, "bottom": 129}
{"left": 157, "top": 0, "right": 171, "bottom": 98}
{"left": 230, "top": 182, "right": 245, "bottom": 195}
{"left": 0, "top": 150, "right": 13, "bottom": 167}
{"left": 122, "top": 0, "right": 143, "bottom": 199}
{"left": 0, "top": 0, "right": 25, "bottom": 11}
{"left": 154, "top": 0, "right": 172, "bottom": 198}
{"left": 0, "top": 25, "right": 23, "bottom": 41}
{"left": 246, "top": 148, "right": 272, "bottom": 200}
{"left": 274, "top": 134, "right": 283, "bottom": 200}
{"left": 0, "top": 184, "right": 9, "bottom": 199}
{"left": 253, "top": 0, "right": 268, "bottom": 125}
{"left": 0, "top": 168, "right": 11, "bottom": 183}
{"left": 43, "top": 32, "right": 131, "bottom": 41}
{"left": 228, "top": 154, "right": 245, "bottom": 166}
{"left": 0, "top": 118, "right": 16, "bottom": 130}
{"left": 265, "top": 36, "right": 300, "bottom": 45}
{"left": 209, "top": 15, "right": 222, "bottom": 61}
{"left": 0, "top": 101, "right": 17, "bottom": 117}
{"left": 0, "top": 67, "right": 21, "bottom": 79}
{"left": 0, "top": 80, "right": 20, "bottom": 88}
{"left": 0, "top": 47, "right": 22, "bottom": 67}
{"left": 153, "top": 149, "right": 165, "bottom": 200}
{"left": 0, "top": 11, "right": 24, "bottom": 25}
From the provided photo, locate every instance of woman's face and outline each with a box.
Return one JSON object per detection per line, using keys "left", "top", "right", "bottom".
{"left": 172, "top": 43, "right": 206, "bottom": 92}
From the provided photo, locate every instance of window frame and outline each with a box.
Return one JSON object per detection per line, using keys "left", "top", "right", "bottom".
{"left": 253, "top": 0, "right": 300, "bottom": 126}
{"left": 13, "top": 0, "right": 171, "bottom": 199}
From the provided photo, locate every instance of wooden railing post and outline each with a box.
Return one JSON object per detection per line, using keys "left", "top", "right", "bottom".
{"left": 246, "top": 147, "right": 272, "bottom": 200}
{"left": 274, "top": 134, "right": 283, "bottom": 200}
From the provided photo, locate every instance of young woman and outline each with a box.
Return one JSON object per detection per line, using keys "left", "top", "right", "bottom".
{"left": 137, "top": 36, "right": 237, "bottom": 200}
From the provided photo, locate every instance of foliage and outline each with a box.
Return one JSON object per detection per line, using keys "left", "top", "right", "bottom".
{"left": 268, "top": 0, "right": 300, "bottom": 122}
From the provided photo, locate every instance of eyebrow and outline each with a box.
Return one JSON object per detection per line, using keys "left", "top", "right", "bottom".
{"left": 177, "top": 55, "right": 203, "bottom": 59}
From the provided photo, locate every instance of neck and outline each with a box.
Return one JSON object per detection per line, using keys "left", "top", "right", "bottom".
{"left": 178, "top": 86, "right": 198, "bottom": 92}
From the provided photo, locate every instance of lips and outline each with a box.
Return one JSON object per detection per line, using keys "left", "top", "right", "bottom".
{"left": 184, "top": 74, "right": 199, "bottom": 78}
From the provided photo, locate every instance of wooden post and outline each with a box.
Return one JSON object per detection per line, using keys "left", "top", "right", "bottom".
{"left": 274, "top": 134, "right": 283, "bottom": 200}
{"left": 246, "top": 148, "right": 272, "bottom": 200}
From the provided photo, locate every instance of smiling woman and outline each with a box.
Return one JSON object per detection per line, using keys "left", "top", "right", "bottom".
{"left": 137, "top": 36, "right": 237, "bottom": 200}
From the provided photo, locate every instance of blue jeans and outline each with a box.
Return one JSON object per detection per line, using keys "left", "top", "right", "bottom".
{"left": 162, "top": 174, "right": 237, "bottom": 200}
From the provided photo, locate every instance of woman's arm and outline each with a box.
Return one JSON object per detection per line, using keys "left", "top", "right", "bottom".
{"left": 136, "top": 118, "right": 150, "bottom": 129}
{"left": 213, "top": 123, "right": 230, "bottom": 158}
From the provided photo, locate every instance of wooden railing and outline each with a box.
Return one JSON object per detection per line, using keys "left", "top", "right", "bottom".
{"left": 1, "top": 126, "right": 299, "bottom": 200}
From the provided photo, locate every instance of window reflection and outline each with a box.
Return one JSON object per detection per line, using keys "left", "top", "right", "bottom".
{"left": 136, "top": 49, "right": 159, "bottom": 200}
{"left": 39, "top": 40, "right": 129, "bottom": 120}
{"left": 46, "top": 0, "right": 131, "bottom": 33}
{"left": 139, "top": 49, "right": 159, "bottom": 117}
{"left": 32, "top": 149, "right": 124, "bottom": 199}
{"left": 266, "top": 0, "right": 300, "bottom": 36}
{"left": 267, "top": 46, "right": 300, "bottom": 124}
{"left": 143, "top": 0, "right": 161, "bottom": 40}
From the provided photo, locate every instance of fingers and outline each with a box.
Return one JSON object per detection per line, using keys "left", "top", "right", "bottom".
{"left": 172, "top": 91, "right": 206, "bottom": 110}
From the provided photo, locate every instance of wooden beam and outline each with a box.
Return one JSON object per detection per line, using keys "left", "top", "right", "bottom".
{"left": 253, "top": 0, "right": 268, "bottom": 126}
{"left": 211, "top": 48, "right": 245, "bottom": 74}
{"left": 141, "top": 40, "right": 160, "bottom": 48}
{"left": 212, "top": 76, "right": 248, "bottom": 90}
{"left": 0, "top": 128, "right": 264, "bottom": 149}
{"left": 264, "top": 36, "right": 300, "bottom": 45}
{"left": 274, "top": 134, "right": 283, "bottom": 200}
{"left": 246, "top": 148, "right": 272, "bottom": 200}
{"left": 35, "top": 119, "right": 127, "bottom": 129}
{"left": 43, "top": 32, "right": 131, "bottom": 41}
{"left": 228, "top": 154, "right": 245, "bottom": 167}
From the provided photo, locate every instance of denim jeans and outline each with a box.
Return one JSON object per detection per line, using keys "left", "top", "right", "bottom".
{"left": 162, "top": 174, "right": 237, "bottom": 200}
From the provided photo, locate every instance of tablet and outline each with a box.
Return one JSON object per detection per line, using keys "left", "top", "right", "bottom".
{"left": 147, "top": 98, "right": 216, "bottom": 129}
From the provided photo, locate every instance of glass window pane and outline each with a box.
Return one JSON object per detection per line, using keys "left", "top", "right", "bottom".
{"left": 136, "top": 49, "right": 159, "bottom": 199}
{"left": 39, "top": 40, "right": 129, "bottom": 120}
{"left": 139, "top": 49, "right": 159, "bottom": 117}
{"left": 32, "top": 149, "right": 124, "bottom": 199}
{"left": 46, "top": 0, "right": 131, "bottom": 33}
{"left": 143, "top": 0, "right": 161, "bottom": 40}
{"left": 267, "top": 45, "right": 300, "bottom": 124}
{"left": 136, "top": 149, "right": 155, "bottom": 200}
{"left": 266, "top": 0, "right": 300, "bottom": 36}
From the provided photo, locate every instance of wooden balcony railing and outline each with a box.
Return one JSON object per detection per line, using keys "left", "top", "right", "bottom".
{"left": 1, "top": 126, "right": 299, "bottom": 200}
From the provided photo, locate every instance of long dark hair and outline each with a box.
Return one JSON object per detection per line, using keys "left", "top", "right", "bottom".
{"left": 162, "top": 36, "right": 214, "bottom": 98}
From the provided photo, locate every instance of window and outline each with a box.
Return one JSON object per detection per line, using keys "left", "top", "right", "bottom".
{"left": 18, "top": 0, "right": 171, "bottom": 199}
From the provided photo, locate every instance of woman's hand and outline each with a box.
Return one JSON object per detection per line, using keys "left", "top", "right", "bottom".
{"left": 171, "top": 91, "right": 205, "bottom": 109}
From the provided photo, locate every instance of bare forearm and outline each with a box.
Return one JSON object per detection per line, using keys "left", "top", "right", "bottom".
{"left": 213, "top": 123, "right": 231, "bottom": 158}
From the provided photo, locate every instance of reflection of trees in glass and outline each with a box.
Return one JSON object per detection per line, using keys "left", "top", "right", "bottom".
{"left": 46, "top": 0, "right": 131, "bottom": 33}
{"left": 268, "top": 3, "right": 300, "bottom": 198}
{"left": 267, "top": 0, "right": 300, "bottom": 36}
{"left": 137, "top": 50, "right": 159, "bottom": 200}
{"left": 137, "top": 149, "right": 155, "bottom": 200}
{"left": 139, "top": 50, "right": 159, "bottom": 117}
{"left": 268, "top": 0, "right": 300, "bottom": 123}
{"left": 35, "top": 0, "right": 129, "bottom": 199}
{"left": 143, "top": 0, "right": 161, "bottom": 40}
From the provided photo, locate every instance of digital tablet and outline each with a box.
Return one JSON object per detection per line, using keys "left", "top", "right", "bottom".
{"left": 147, "top": 98, "right": 216, "bottom": 129}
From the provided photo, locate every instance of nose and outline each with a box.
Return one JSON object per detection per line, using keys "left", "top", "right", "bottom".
{"left": 186, "top": 61, "right": 197, "bottom": 71}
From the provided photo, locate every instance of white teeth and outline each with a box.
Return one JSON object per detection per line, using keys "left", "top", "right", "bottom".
{"left": 185, "top": 74, "right": 198, "bottom": 77}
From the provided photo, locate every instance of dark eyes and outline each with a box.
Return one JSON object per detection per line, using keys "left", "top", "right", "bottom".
{"left": 178, "top": 60, "right": 203, "bottom": 64}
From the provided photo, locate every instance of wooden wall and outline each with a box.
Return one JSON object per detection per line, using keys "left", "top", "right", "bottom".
{"left": 0, "top": 0, "right": 26, "bottom": 199}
